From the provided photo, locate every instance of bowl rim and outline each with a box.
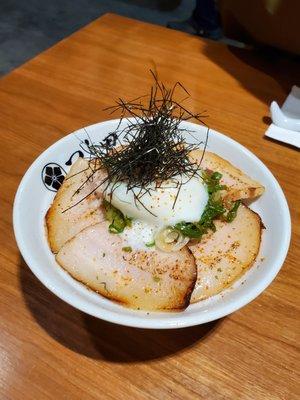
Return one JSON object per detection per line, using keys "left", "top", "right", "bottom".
{"left": 13, "top": 119, "right": 292, "bottom": 329}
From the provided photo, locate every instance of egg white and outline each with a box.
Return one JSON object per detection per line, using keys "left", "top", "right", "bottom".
{"left": 104, "top": 175, "right": 208, "bottom": 227}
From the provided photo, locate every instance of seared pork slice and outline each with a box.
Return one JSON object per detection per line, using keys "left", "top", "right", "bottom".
{"left": 57, "top": 222, "right": 197, "bottom": 311}
{"left": 189, "top": 150, "right": 265, "bottom": 201}
{"left": 189, "top": 204, "right": 262, "bottom": 302}
{"left": 46, "top": 158, "right": 106, "bottom": 253}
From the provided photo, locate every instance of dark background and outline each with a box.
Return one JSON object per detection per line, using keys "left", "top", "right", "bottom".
{"left": 0, "top": 0, "right": 193, "bottom": 76}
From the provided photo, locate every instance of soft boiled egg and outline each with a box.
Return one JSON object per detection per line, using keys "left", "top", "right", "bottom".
{"left": 103, "top": 175, "right": 208, "bottom": 227}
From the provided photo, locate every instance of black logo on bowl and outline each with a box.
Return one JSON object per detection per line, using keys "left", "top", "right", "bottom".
{"left": 42, "top": 163, "right": 66, "bottom": 192}
{"left": 100, "top": 132, "right": 117, "bottom": 148}
{"left": 65, "top": 150, "right": 85, "bottom": 166}
{"left": 41, "top": 133, "right": 117, "bottom": 192}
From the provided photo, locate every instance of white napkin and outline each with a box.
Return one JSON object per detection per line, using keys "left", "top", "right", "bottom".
{"left": 265, "top": 85, "right": 300, "bottom": 148}
{"left": 265, "top": 124, "right": 300, "bottom": 148}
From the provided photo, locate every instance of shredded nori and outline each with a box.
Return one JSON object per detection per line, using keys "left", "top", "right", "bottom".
{"left": 64, "top": 71, "right": 209, "bottom": 213}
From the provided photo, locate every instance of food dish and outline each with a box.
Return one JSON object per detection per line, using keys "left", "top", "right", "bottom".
{"left": 45, "top": 81, "right": 266, "bottom": 312}
{"left": 13, "top": 117, "right": 291, "bottom": 328}
{"left": 13, "top": 79, "right": 291, "bottom": 327}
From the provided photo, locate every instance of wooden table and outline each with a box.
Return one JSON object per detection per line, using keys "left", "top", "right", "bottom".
{"left": 0, "top": 13, "right": 299, "bottom": 400}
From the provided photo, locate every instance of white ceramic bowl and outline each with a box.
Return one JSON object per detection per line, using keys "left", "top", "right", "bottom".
{"left": 13, "top": 119, "right": 291, "bottom": 329}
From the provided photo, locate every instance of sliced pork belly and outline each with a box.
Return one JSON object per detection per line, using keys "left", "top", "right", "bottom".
{"left": 189, "top": 204, "right": 262, "bottom": 302}
{"left": 189, "top": 150, "right": 265, "bottom": 201}
{"left": 56, "top": 222, "right": 197, "bottom": 311}
{"left": 46, "top": 158, "right": 106, "bottom": 253}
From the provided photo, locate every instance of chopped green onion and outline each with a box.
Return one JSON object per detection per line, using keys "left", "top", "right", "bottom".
{"left": 174, "top": 222, "right": 204, "bottom": 238}
{"left": 145, "top": 240, "right": 155, "bottom": 247}
{"left": 122, "top": 246, "right": 132, "bottom": 252}
{"left": 124, "top": 216, "right": 133, "bottom": 227}
{"left": 200, "top": 198, "right": 226, "bottom": 227}
{"left": 225, "top": 200, "right": 241, "bottom": 222}
{"left": 103, "top": 199, "right": 132, "bottom": 234}
{"left": 174, "top": 170, "right": 231, "bottom": 239}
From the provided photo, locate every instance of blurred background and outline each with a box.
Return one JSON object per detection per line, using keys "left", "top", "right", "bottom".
{"left": 1, "top": 0, "right": 193, "bottom": 76}
{"left": 1, "top": 0, "right": 299, "bottom": 76}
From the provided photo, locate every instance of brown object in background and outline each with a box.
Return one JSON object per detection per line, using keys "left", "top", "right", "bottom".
{"left": 220, "top": 0, "right": 300, "bottom": 54}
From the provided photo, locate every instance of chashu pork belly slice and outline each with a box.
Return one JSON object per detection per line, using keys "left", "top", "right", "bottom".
{"left": 46, "top": 158, "right": 106, "bottom": 253}
{"left": 189, "top": 150, "right": 265, "bottom": 201}
{"left": 56, "top": 222, "right": 197, "bottom": 311}
{"left": 189, "top": 204, "right": 262, "bottom": 302}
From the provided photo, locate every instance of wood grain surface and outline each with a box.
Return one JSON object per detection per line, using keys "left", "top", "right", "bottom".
{"left": 0, "top": 13, "right": 299, "bottom": 400}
